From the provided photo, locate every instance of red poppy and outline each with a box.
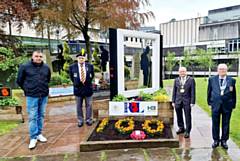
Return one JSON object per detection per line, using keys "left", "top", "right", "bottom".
{"left": 1, "top": 88, "right": 9, "bottom": 96}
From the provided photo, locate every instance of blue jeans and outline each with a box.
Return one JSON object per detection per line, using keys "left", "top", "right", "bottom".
{"left": 26, "top": 96, "right": 48, "bottom": 139}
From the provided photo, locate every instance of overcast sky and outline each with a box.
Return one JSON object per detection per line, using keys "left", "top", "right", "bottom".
{"left": 142, "top": 0, "right": 240, "bottom": 28}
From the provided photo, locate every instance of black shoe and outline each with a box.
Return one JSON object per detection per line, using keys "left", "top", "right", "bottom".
{"left": 221, "top": 141, "right": 228, "bottom": 150}
{"left": 176, "top": 128, "right": 185, "bottom": 135}
{"left": 212, "top": 141, "right": 219, "bottom": 148}
{"left": 86, "top": 121, "right": 92, "bottom": 126}
{"left": 78, "top": 122, "right": 83, "bottom": 127}
{"left": 184, "top": 132, "right": 190, "bottom": 138}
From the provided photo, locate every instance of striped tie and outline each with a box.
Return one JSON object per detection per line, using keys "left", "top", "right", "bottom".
{"left": 80, "top": 63, "right": 85, "bottom": 83}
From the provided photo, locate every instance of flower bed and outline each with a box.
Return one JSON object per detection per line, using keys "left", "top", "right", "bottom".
{"left": 88, "top": 119, "right": 172, "bottom": 141}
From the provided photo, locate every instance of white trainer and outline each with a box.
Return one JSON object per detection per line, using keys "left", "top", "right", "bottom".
{"left": 29, "top": 139, "right": 37, "bottom": 149}
{"left": 37, "top": 134, "right": 47, "bottom": 142}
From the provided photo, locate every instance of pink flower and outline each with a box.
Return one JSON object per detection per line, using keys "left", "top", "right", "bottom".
{"left": 130, "top": 130, "right": 146, "bottom": 140}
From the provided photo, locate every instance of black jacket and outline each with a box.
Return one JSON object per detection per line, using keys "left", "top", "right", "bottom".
{"left": 207, "top": 75, "right": 236, "bottom": 112}
{"left": 69, "top": 62, "right": 94, "bottom": 97}
{"left": 17, "top": 60, "right": 51, "bottom": 97}
{"left": 172, "top": 76, "right": 196, "bottom": 105}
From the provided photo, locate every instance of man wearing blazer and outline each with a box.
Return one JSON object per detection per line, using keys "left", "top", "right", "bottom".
{"left": 172, "top": 67, "right": 196, "bottom": 138}
{"left": 69, "top": 51, "right": 94, "bottom": 127}
{"left": 207, "top": 64, "right": 236, "bottom": 149}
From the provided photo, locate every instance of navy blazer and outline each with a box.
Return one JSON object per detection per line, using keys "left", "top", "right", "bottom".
{"left": 172, "top": 76, "right": 196, "bottom": 105}
{"left": 207, "top": 75, "right": 236, "bottom": 112}
{"left": 69, "top": 62, "right": 94, "bottom": 97}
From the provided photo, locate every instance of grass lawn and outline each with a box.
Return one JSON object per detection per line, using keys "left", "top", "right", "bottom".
{"left": 0, "top": 89, "right": 23, "bottom": 136}
{"left": 0, "top": 120, "right": 20, "bottom": 136}
{"left": 163, "top": 77, "right": 240, "bottom": 147}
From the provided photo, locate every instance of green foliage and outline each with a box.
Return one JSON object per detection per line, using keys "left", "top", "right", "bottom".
{"left": 0, "top": 97, "right": 18, "bottom": 107}
{"left": 112, "top": 94, "right": 128, "bottom": 102}
{"left": 63, "top": 62, "right": 70, "bottom": 72}
{"left": 63, "top": 42, "right": 71, "bottom": 62}
{"left": 182, "top": 49, "right": 194, "bottom": 67}
{"left": 93, "top": 43, "right": 100, "bottom": 65}
{"left": 153, "top": 88, "right": 168, "bottom": 96}
{"left": 0, "top": 47, "right": 27, "bottom": 82}
{"left": 124, "top": 66, "right": 130, "bottom": 80}
{"left": 195, "top": 48, "right": 215, "bottom": 77}
{"left": 94, "top": 65, "right": 101, "bottom": 73}
{"left": 62, "top": 42, "right": 73, "bottom": 76}
{"left": 139, "top": 91, "right": 153, "bottom": 101}
{"left": 49, "top": 73, "right": 71, "bottom": 86}
{"left": 165, "top": 51, "right": 176, "bottom": 73}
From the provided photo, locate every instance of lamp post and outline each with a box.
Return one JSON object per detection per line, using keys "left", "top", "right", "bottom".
{"left": 56, "top": 29, "right": 61, "bottom": 74}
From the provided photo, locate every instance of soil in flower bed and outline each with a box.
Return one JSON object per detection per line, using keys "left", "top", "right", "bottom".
{"left": 88, "top": 120, "right": 173, "bottom": 141}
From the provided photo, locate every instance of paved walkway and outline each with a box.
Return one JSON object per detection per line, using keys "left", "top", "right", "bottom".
{"left": 0, "top": 96, "right": 240, "bottom": 160}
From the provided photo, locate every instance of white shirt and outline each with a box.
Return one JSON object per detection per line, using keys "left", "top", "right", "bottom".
{"left": 180, "top": 76, "right": 187, "bottom": 85}
{"left": 78, "top": 63, "right": 86, "bottom": 81}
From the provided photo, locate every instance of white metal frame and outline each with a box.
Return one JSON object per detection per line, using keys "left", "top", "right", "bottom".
{"left": 117, "top": 29, "right": 160, "bottom": 98}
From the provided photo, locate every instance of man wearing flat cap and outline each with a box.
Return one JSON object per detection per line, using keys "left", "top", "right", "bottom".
{"left": 69, "top": 49, "right": 94, "bottom": 127}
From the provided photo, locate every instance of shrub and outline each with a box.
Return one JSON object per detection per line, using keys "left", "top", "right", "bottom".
{"left": 94, "top": 65, "right": 101, "bottom": 73}
{"left": 0, "top": 97, "right": 18, "bottom": 107}
{"left": 49, "top": 73, "right": 71, "bottom": 86}
{"left": 112, "top": 94, "right": 128, "bottom": 102}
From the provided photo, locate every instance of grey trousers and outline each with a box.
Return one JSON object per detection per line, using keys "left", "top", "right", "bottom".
{"left": 76, "top": 96, "right": 92, "bottom": 123}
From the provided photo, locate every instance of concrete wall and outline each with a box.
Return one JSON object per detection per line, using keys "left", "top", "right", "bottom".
{"left": 159, "top": 17, "right": 207, "bottom": 47}
{"left": 199, "top": 21, "right": 240, "bottom": 41}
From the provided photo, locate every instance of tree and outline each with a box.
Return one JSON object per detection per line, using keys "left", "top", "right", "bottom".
{"left": 0, "top": 47, "right": 27, "bottom": 85}
{"left": 0, "top": 0, "right": 33, "bottom": 54}
{"left": 165, "top": 51, "right": 176, "bottom": 79}
{"left": 0, "top": 0, "right": 32, "bottom": 35}
{"left": 205, "top": 49, "right": 215, "bottom": 77}
{"left": 35, "top": 0, "right": 154, "bottom": 61}
{"left": 195, "top": 48, "right": 215, "bottom": 78}
{"left": 182, "top": 49, "right": 195, "bottom": 76}
{"left": 62, "top": 42, "right": 73, "bottom": 78}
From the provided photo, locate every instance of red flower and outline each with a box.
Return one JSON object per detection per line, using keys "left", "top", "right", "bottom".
{"left": 130, "top": 130, "right": 146, "bottom": 140}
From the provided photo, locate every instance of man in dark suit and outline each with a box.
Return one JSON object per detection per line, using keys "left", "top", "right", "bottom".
{"left": 100, "top": 46, "right": 109, "bottom": 72}
{"left": 69, "top": 51, "right": 94, "bottom": 127}
{"left": 207, "top": 64, "right": 236, "bottom": 149}
{"left": 140, "top": 46, "right": 150, "bottom": 86}
{"left": 172, "top": 67, "right": 196, "bottom": 138}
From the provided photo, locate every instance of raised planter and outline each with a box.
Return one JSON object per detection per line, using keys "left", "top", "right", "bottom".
{"left": 0, "top": 106, "right": 24, "bottom": 122}
{"left": 80, "top": 119, "right": 178, "bottom": 152}
{"left": 80, "top": 101, "right": 177, "bottom": 152}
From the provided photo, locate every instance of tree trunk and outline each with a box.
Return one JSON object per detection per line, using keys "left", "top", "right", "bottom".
{"left": 83, "top": 32, "right": 91, "bottom": 62}
{"left": 8, "top": 20, "right": 12, "bottom": 36}
{"left": 83, "top": 0, "right": 91, "bottom": 62}
{"left": 47, "top": 24, "right": 51, "bottom": 54}
{"left": 208, "top": 66, "right": 211, "bottom": 78}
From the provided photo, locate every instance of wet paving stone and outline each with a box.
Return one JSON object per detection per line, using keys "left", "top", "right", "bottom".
{"left": 147, "top": 148, "right": 176, "bottom": 161}
{"left": 175, "top": 148, "right": 231, "bottom": 161}
{"left": 35, "top": 154, "right": 65, "bottom": 161}
{"left": 105, "top": 149, "right": 145, "bottom": 161}
{"left": 0, "top": 157, "right": 32, "bottom": 161}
